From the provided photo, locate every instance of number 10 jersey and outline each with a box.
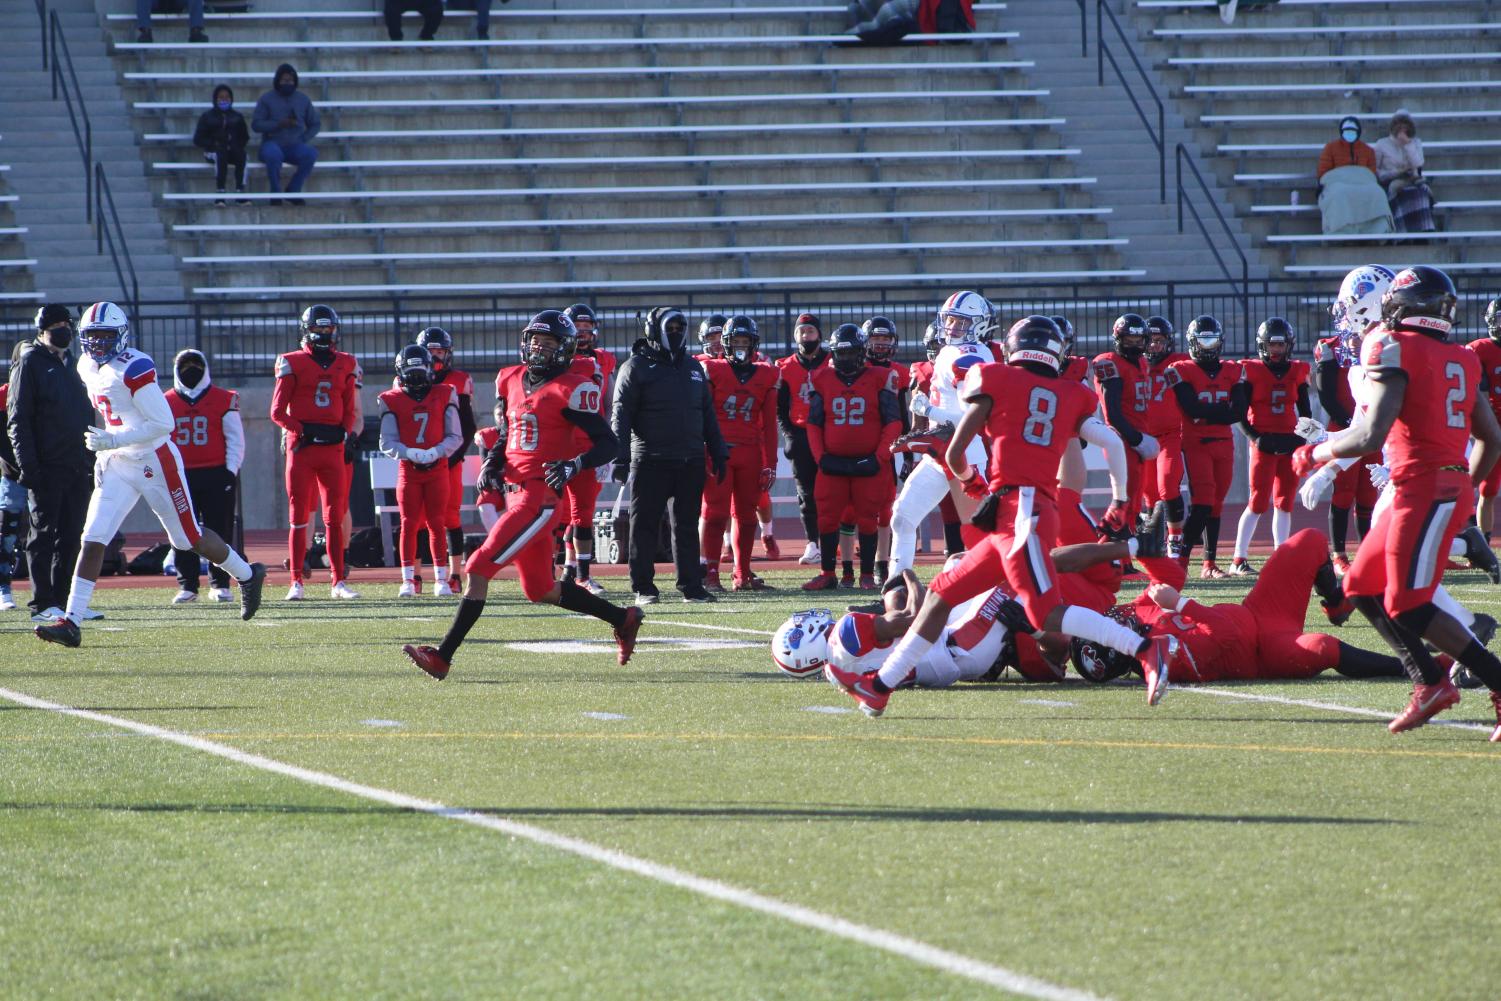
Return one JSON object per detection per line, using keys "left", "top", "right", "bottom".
{"left": 494, "top": 365, "right": 600, "bottom": 484}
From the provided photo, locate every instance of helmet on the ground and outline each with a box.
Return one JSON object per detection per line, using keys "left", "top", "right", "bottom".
{"left": 1256, "top": 317, "right": 1296, "bottom": 371}
{"left": 1111, "top": 313, "right": 1147, "bottom": 362}
{"left": 793, "top": 311, "right": 822, "bottom": 352}
{"left": 771, "top": 609, "right": 836, "bottom": 678}
{"left": 395, "top": 343, "right": 433, "bottom": 396}
{"left": 520, "top": 309, "right": 577, "bottom": 375}
{"left": 300, "top": 304, "right": 340, "bottom": 357}
{"left": 922, "top": 321, "right": 944, "bottom": 361}
{"left": 1186, "top": 315, "right": 1224, "bottom": 362}
{"left": 78, "top": 301, "right": 131, "bottom": 364}
{"left": 937, "top": 290, "right": 991, "bottom": 345}
{"left": 862, "top": 315, "right": 898, "bottom": 363}
{"left": 1071, "top": 606, "right": 1147, "bottom": 683}
{"left": 1048, "top": 315, "right": 1076, "bottom": 358}
{"left": 1002, "top": 315, "right": 1065, "bottom": 374}
{"left": 828, "top": 323, "right": 867, "bottom": 377}
{"left": 1330, "top": 264, "right": 1396, "bottom": 339}
{"left": 415, "top": 326, "right": 452, "bottom": 374}
{"left": 563, "top": 303, "right": 599, "bottom": 349}
{"left": 725, "top": 314, "right": 760, "bottom": 367}
{"left": 698, "top": 313, "right": 728, "bottom": 357}
{"left": 1145, "top": 315, "right": 1175, "bottom": 363}
{"left": 1381, "top": 265, "right": 1459, "bottom": 340}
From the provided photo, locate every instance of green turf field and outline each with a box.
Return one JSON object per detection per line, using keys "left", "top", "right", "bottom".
{"left": 5, "top": 568, "right": 1501, "bottom": 1000}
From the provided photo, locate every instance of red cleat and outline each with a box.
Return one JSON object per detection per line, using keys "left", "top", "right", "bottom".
{"left": 703, "top": 566, "right": 725, "bottom": 592}
{"left": 761, "top": 535, "right": 781, "bottom": 561}
{"left": 732, "top": 573, "right": 770, "bottom": 591}
{"left": 403, "top": 644, "right": 450, "bottom": 681}
{"left": 858, "top": 573, "right": 877, "bottom": 591}
{"left": 1322, "top": 595, "right": 1356, "bottom": 627}
{"left": 1490, "top": 691, "right": 1501, "bottom": 743}
{"left": 802, "top": 572, "right": 838, "bottom": 591}
{"left": 1200, "top": 560, "right": 1230, "bottom": 580}
{"left": 1330, "top": 553, "right": 1351, "bottom": 578}
{"left": 614, "top": 605, "right": 644, "bottom": 666}
{"left": 822, "top": 662, "right": 891, "bottom": 717}
{"left": 1389, "top": 678, "right": 1461, "bottom": 733}
{"left": 1137, "top": 635, "right": 1176, "bottom": 706}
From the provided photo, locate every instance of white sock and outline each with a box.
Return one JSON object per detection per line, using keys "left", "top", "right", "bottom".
{"left": 1235, "top": 508, "right": 1260, "bottom": 560}
{"left": 878, "top": 632, "right": 934, "bottom": 689}
{"left": 1449, "top": 537, "right": 1467, "bottom": 559}
{"left": 1061, "top": 605, "right": 1146, "bottom": 656}
{"left": 402, "top": 565, "right": 415, "bottom": 582}
{"left": 1271, "top": 508, "right": 1292, "bottom": 547}
{"left": 65, "top": 577, "right": 96, "bottom": 625}
{"left": 434, "top": 566, "right": 448, "bottom": 585}
{"left": 1433, "top": 584, "right": 1476, "bottom": 629}
{"left": 217, "top": 548, "right": 252, "bottom": 582}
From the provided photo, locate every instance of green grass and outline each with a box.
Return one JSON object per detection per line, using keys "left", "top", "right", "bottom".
{"left": 5, "top": 568, "right": 1501, "bottom": 1000}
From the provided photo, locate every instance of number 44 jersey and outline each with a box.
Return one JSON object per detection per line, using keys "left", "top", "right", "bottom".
{"left": 960, "top": 361, "right": 1099, "bottom": 499}
{"left": 494, "top": 364, "right": 601, "bottom": 484}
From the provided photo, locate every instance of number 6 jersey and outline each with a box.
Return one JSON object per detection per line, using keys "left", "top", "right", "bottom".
{"left": 960, "top": 361, "right": 1099, "bottom": 498}
{"left": 494, "top": 364, "right": 600, "bottom": 483}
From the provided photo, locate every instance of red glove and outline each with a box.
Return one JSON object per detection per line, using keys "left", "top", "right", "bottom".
{"left": 1100, "top": 500, "right": 1130, "bottom": 534}
{"left": 758, "top": 468, "right": 775, "bottom": 492}
{"left": 1291, "top": 444, "right": 1320, "bottom": 480}
{"left": 957, "top": 467, "right": 988, "bottom": 499}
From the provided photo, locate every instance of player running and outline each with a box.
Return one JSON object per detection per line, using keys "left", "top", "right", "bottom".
{"left": 34, "top": 302, "right": 265, "bottom": 647}
{"left": 403, "top": 310, "right": 643, "bottom": 681}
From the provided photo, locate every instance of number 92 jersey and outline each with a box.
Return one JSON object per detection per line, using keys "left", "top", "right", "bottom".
{"left": 494, "top": 365, "right": 600, "bottom": 484}
{"left": 79, "top": 347, "right": 167, "bottom": 459}
{"left": 928, "top": 343, "right": 990, "bottom": 423}
{"left": 960, "top": 362, "right": 1099, "bottom": 497}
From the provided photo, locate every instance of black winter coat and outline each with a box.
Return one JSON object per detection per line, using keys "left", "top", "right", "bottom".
{"left": 193, "top": 108, "right": 250, "bottom": 157}
{"left": 7, "top": 342, "right": 95, "bottom": 486}
{"left": 610, "top": 339, "right": 727, "bottom": 466}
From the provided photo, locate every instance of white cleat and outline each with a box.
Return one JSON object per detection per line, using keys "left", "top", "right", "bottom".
{"left": 580, "top": 577, "right": 606, "bottom": 596}
{"left": 432, "top": 580, "right": 458, "bottom": 597}
{"left": 330, "top": 580, "right": 361, "bottom": 600}
{"left": 79, "top": 607, "right": 105, "bottom": 621}
{"left": 209, "top": 587, "right": 233, "bottom": 603}
{"left": 797, "top": 542, "right": 821, "bottom": 566}
{"left": 397, "top": 580, "right": 418, "bottom": 598}
{"left": 0, "top": 587, "right": 15, "bottom": 611}
{"left": 31, "top": 606, "right": 64, "bottom": 623}
{"left": 284, "top": 581, "right": 305, "bottom": 601}
{"left": 171, "top": 589, "right": 198, "bottom": 604}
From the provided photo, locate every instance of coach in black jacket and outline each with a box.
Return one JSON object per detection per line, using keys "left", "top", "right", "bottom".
{"left": 611, "top": 307, "right": 728, "bottom": 605}
{"left": 7, "top": 305, "right": 95, "bottom": 618}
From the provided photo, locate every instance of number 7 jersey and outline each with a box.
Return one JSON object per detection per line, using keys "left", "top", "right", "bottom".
{"left": 1361, "top": 325, "right": 1480, "bottom": 485}
{"left": 960, "top": 361, "right": 1100, "bottom": 498}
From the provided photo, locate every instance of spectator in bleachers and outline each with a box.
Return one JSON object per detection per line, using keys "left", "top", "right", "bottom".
{"left": 193, "top": 85, "right": 250, "bottom": 207}
{"left": 252, "top": 65, "right": 320, "bottom": 207}
{"left": 473, "top": 0, "right": 511, "bottom": 41}
{"left": 136, "top": 0, "right": 206, "bottom": 43}
{"left": 1316, "top": 116, "right": 1393, "bottom": 236}
{"left": 383, "top": 0, "right": 444, "bottom": 41}
{"left": 1374, "top": 109, "right": 1436, "bottom": 234}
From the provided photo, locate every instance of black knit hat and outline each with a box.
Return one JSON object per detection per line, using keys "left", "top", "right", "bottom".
{"left": 33, "top": 303, "right": 74, "bottom": 330}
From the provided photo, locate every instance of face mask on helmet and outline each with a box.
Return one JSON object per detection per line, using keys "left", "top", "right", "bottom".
{"left": 524, "top": 332, "right": 563, "bottom": 373}
{"left": 1186, "top": 316, "right": 1223, "bottom": 363}
{"left": 1487, "top": 299, "right": 1501, "bottom": 343}
{"left": 1112, "top": 314, "right": 1147, "bottom": 362}
{"left": 77, "top": 302, "right": 130, "bottom": 364}
{"left": 923, "top": 323, "right": 943, "bottom": 361}
{"left": 700, "top": 331, "right": 724, "bottom": 358}
{"left": 396, "top": 347, "right": 434, "bottom": 397}
{"left": 865, "top": 332, "right": 896, "bottom": 363}
{"left": 771, "top": 609, "right": 835, "bottom": 678}
{"left": 727, "top": 334, "right": 757, "bottom": 365}
{"left": 1048, "top": 315, "right": 1075, "bottom": 356}
{"left": 572, "top": 318, "right": 596, "bottom": 349}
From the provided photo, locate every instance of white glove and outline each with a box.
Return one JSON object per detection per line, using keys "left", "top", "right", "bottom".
{"left": 1369, "top": 464, "right": 1392, "bottom": 492}
{"left": 407, "top": 447, "right": 436, "bottom": 465}
{"left": 1298, "top": 463, "right": 1338, "bottom": 511}
{"left": 1133, "top": 433, "right": 1160, "bottom": 460}
{"left": 1294, "top": 416, "right": 1328, "bottom": 443}
{"left": 84, "top": 426, "right": 117, "bottom": 452}
{"left": 910, "top": 390, "right": 932, "bottom": 418}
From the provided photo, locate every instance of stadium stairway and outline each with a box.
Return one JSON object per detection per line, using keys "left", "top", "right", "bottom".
{"left": 0, "top": 0, "right": 185, "bottom": 309}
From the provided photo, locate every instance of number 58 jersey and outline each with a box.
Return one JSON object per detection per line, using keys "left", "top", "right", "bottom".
{"left": 960, "top": 362, "right": 1099, "bottom": 497}
{"left": 494, "top": 365, "right": 600, "bottom": 484}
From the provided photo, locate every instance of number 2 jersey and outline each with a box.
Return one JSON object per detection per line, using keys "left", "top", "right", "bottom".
{"left": 704, "top": 358, "right": 780, "bottom": 469}
{"left": 960, "top": 362, "right": 1099, "bottom": 499}
{"left": 494, "top": 364, "right": 602, "bottom": 484}
{"left": 1362, "top": 325, "right": 1480, "bottom": 485}
{"left": 79, "top": 347, "right": 173, "bottom": 460}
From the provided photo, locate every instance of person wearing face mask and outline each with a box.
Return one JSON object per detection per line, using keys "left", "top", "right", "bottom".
{"left": 193, "top": 84, "right": 250, "bottom": 207}
{"left": 775, "top": 312, "right": 830, "bottom": 565}
{"left": 6, "top": 305, "right": 96, "bottom": 621}
{"left": 1373, "top": 109, "right": 1435, "bottom": 234}
{"left": 611, "top": 306, "right": 729, "bottom": 605}
{"left": 1316, "top": 115, "right": 1393, "bottom": 236}
{"left": 252, "top": 64, "right": 320, "bottom": 206}
{"left": 164, "top": 349, "right": 245, "bottom": 605}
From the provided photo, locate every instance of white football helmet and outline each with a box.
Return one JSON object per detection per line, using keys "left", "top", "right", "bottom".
{"left": 771, "top": 609, "right": 835, "bottom": 678}
{"left": 936, "top": 290, "right": 992, "bottom": 345}
{"left": 78, "top": 301, "right": 131, "bottom": 363}
{"left": 1330, "top": 264, "right": 1396, "bottom": 341}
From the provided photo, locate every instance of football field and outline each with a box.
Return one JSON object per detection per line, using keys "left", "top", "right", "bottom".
{"left": 5, "top": 568, "right": 1501, "bottom": 1000}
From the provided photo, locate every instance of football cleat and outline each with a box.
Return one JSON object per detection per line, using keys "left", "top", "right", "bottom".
{"left": 840, "top": 569, "right": 856, "bottom": 588}
{"left": 34, "top": 617, "right": 81, "bottom": 648}
{"left": 432, "top": 579, "right": 459, "bottom": 597}
{"left": 1167, "top": 538, "right": 1188, "bottom": 563}
{"left": 171, "top": 590, "right": 198, "bottom": 604}
{"left": 614, "top": 606, "right": 644, "bottom": 666}
{"left": 858, "top": 573, "right": 878, "bottom": 591}
{"left": 403, "top": 644, "right": 450, "bottom": 681}
{"left": 1472, "top": 612, "right": 1498, "bottom": 648}
{"left": 797, "top": 542, "right": 821, "bottom": 566}
{"left": 79, "top": 607, "right": 104, "bottom": 621}
{"left": 0, "top": 587, "right": 15, "bottom": 612}
{"left": 1451, "top": 661, "right": 1485, "bottom": 690}
{"left": 209, "top": 587, "right": 233, "bottom": 603}
{"left": 397, "top": 580, "right": 418, "bottom": 598}
{"left": 285, "top": 582, "right": 305, "bottom": 601}
{"left": 331, "top": 580, "right": 361, "bottom": 600}
{"left": 1228, "top": 558, "right": 1257, "bottom": 577}
{"left": 238, "top": 563, "right": 266, "bottom": 621}
{"left": 802, "top": 572, "right": 838, "bottom": 591}
{"left": 635, "top": 592, "right": 659, "bottom": 607}
{"left": 1321, "top": 594, "right": 1356, "bottom": 627}
{"left": 1459, "top": 525, "right": 1500, "bottom": 584}
{"left": 30, "top": 606, "right": 65, "bottom": 623}
{"left": 1330, "top": 553, "right": 1351, "bottom": 578}
{"left": 761, "top": 535, "right": 781, "bottom": 561}
{"left": 1138, "top": 635, "right": 1176, "bottom": 706}
{"left": 703, "top": 567, "right": 725, "bottom": 592}
{"left": 889, "top": 421, "right": 956, "bottom": 457}
{"left": 681, "top": 587, "right": 718, "bottom": 603}
{"left": 1388, "top": 678, "right": 1461, "bottom": 733}
{"left": 822, "top": 662, "right": 891, "bottom": 717}
{"left": 579, "top": 577, "right": 606, "bottom": 597}
{"left": 1201, "top": 560, "right": 1230, "bottom": 580}
{"left": 732, "top": 573, "right": 770, "bottom": 591}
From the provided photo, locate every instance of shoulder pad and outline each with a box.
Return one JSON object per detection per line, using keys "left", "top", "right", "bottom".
{"left": 567, "top": 377, "right": 603, "bottom": 414}
{"left": 275, "top": 355, "right": 295, "bottom": 379}
{"left": 1093, "top": 358, "right": 1120, "bottom": 382}
{"left": 1361, "top": 330, "right": 1401, "bottom": 371}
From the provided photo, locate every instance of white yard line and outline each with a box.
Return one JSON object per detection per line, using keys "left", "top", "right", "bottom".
{"left": 0, "top": 684, "right": 1106, "bottom": 1001}
{"left": 648, "top": 618, "right": 778, "bottom": 637}
{"left": 1184, "top": 686, "right": 1492, "bottom": 733}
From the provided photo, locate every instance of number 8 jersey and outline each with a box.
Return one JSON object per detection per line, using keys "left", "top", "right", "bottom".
{"left": 495, "top": 364, "right": 599, "bottom": 484}
{"left": 960, "top": 361, "right": 1100, "bottom": 498}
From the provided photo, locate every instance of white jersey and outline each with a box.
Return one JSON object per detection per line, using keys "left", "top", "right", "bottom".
{"left": 78, "top": 347, "right": 170, "bottom": 459}
{"left": 928, "top": 343, "right": 990, "bottom": 424}
{"left": 828, "top": 587, "right": 1013, "bottom": 689}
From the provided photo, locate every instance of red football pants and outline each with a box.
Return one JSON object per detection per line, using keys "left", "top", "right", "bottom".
{"left": 465, "top": 479, "right": 565, "bottom": 601}
{"left": 1182, "top": 435, "right": 1235, "bottom": 516}
{"left": 398, "top": 463, "right": 450, "bottom": 568}
{"left": 1345, "top": 469, "right": 1473, "bottom": 617}
{"left": 285, "top": 441, "right": 349, "bottom": 583}
{"left": 1247, "top": 449, "right": 1296, "bottom": 514}
{"left": 443, "top": 459, "right": 465, "bottom": 531}
{"left": 816, "top": 468, "right": 888, "bottom": 535}
{"left": 932, "top": 486, "right": 1061, "bottom": 631}
{"left": 1140, "top": 429, "right": 1184, "bottom": 507}
{"left": 1241, "top": 527, "right": 1342, "bottom": 677}
{"left": 562, "top": 465, "right": 601, "bottom": 527}
{"left": 701, "top": 447, "right": 762, "bottom": 577}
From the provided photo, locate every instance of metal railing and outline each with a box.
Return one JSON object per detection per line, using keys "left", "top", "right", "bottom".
{"left": 1176, "top": 143, "right": 1249, "bottom": 302}
{"left": 1096, "top": 0, "right": 1164, "bottom": 202}
{"left": 49, "top": 10, "right": 91, "bottom": 221}
{"left": 1074, "top": 0, "right": 1087, "bottom": 57}
{"left": 34, "top": 0, "right": 47, "bottom": 69}
{"left": 94, "top": 164, "right": 140, "bottom": 324}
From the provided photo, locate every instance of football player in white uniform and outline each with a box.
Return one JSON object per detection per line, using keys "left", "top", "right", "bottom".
{"left": 34, "top": 303, "right": 266, "bottom": 647}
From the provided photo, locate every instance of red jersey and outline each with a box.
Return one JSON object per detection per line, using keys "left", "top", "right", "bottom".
{"left": 986, "top": 342, "right": 1005, "bottom": 363}
{"left": 962, "top": 362, "right": 1099, "bottom": 498}
{"left": 1363, "top": 326, "right": 1480, "bottom": 485}
{"left": 494, "top": 365, "right": 600, "bottom": 484}
{"left": 577, "top": 348, "right": 617, "bottom": 389}
{"left": 165, "top": 385, "right": 239, "bottom": 469}
{"left": 271, "top": 347, "right": 361, "bottom": 433}
{"left": 1170, "top": 358, "right": 1243, "bottom": 441}
{"left": 1466, "top": 337, "right": 1501, "bottom": 420}
{"left": 1242, "top": 358, "right": 1309, "bottom": 434}
{"left": 1313, "top": 336, "right": 1358, "bottom": 429}
{"left": 871, "top": 359, "right": 911, "bottom": 394}
{"left": 1092, "top": 351, "right": 1151, "bottom": 423}
{"left": 910, "top": 360, "right": 934, "bottom": 396}
{"left": 1061, "top": 355, "right": 1091, "bottom": 384}
{"left": 1142, "top": 352, "right": 1189, "bottom": 436}
{"left": 807, "top": 365, "right": 900, "bottom": 458}
{"left": 565, "top": 353, "right": 607, "bottom": 449}
{"left": 777, "top": 351, "right": 830, "bottom": 428}
{"left": 1136, "top": 600, "right": 1257, "bottom": 681}
{"left": 705, "top": 359, "right": 780, "bottom": 469}
{"left": 378, "top": 382, "right": 457, "bottom": 452}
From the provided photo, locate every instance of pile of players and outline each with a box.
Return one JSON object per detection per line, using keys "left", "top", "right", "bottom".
{"left": 774, "top": 267, "right": 1501, "bottom": 742}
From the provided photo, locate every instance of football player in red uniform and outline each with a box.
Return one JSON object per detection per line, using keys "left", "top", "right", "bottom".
{"left": 403, "top": 311, "right": 643, "bottom": 681}
{"left": 1169, "top": 316, "right": 1248, "bottom": 576}
{"left": 1294, "top": 267, "right": 1501, "bottom": 738}
{"left": 472, "top": 425, "right": 504, "bottom": 529}
{"left": 559, "top": 303, "right": 616, "bottom": 594}
{"left": 379, "top": 345, "right": 462, "bottom": 597}
{"left": 1093, "top": 313, "right": 1159, "bottom": 524}
{"left": 1231, "top": 317, "right": 1312, "bottom": 575}
{"left": 699, "top": 315, "right": 780, "bottom": 591}
{"left": 1467, "top": 298, "right": 1501, "bottom": 540}
{"left": 776, "top": 313, "right": 831, "bottom": 565}
{"left": 165, "top": 349, "right": 244, "bottom": 604}
{"left": 270, "top": 304, "right": 363, "bottom": 600}
{"left": 862, "top": 315, "right": 909, "bottom": 582}
{"left": 823, "top": 316, "right": 1176, "bottom": 717}
{"left": 413, "top": 326, "right": 477, "bottom": 593}
{"left": 695, "top": 313, "right": 727, "bottom": 365}
{"left": 802, "top": 324, "right": 901, "bottom": 591}
{"left": 1051, "top": 315, "right": 1096, "bottom": 503}
{"left": 1140, "top": 315, "right": 1190, "bottom": 555}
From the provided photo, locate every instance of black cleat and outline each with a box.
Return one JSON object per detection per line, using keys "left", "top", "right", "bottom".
{"left": 239, "top": 562, "right": 267, "bottom": 621}
{"left": 34, "top": 617, "right": 81, "bottom": 648}
{"left": 1460, "top": 526, "right": 1500, "bottom": 584}
{"left": 1134, "top": 502, "right": 1169, "bottom": 558}
{"left": 1473, "top": 612, "right": 1498, "bottom": 648}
